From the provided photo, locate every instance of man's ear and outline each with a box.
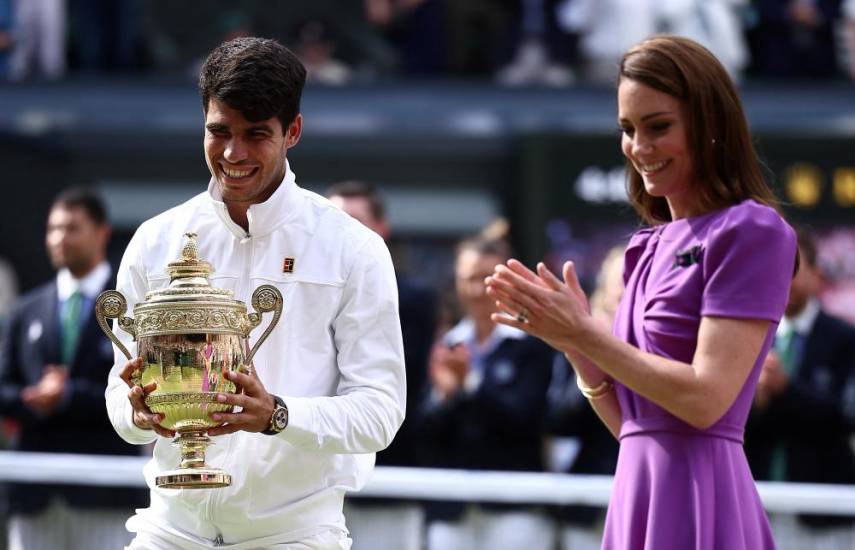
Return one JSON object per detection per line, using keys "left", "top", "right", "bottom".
{"left": 285, "top": 114, "right": 303, "bottom": 148}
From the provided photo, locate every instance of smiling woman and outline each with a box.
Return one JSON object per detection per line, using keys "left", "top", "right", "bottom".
{"left": 485, "top": 35, "right": 797, "bottom": 550}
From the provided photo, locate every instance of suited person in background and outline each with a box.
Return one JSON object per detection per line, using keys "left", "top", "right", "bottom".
{"left": 421, "top": 236, "right": 555, "bottom": 550}
{"left": 746, "top": 227, "right": 855, "bottom": 550}
{"left": 0, "top": 187, "right": 147, "bottom": 550}
{"left": 327, "top": 180, "right": 438, "bottom": 550}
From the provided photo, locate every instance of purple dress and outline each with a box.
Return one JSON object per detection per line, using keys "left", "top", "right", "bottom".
{"left": 602, "top": 200, "right": 796, "bottom": 550}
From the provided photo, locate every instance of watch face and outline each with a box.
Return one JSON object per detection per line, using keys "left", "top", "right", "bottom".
{"left": 272, "top": 407, "right": 288, "bottom": 431}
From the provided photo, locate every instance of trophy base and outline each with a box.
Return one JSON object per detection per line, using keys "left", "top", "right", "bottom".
{"left": 156, "top": 468, "right": 232, "bottom": 489}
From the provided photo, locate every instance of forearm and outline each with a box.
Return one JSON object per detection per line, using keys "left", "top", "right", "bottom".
{"left": 564, "top": 351, "right": 622, "bottom": 438}
{"left": 568, "top": 323, "right": 723, "bottom": 429}
{"left": 277, "top": 388, "right": 404, "bottom": 454}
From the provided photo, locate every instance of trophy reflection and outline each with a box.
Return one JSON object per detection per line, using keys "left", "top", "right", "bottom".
{"left": 96, "top": 233, "right": 282, "bottom": 489}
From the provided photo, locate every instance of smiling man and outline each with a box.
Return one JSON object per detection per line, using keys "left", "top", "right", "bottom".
{"left": 105, "top": 38, "right": 405, "bottom": 550}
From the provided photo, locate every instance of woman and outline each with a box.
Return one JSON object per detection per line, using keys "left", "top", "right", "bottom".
{"left": 486, "top": 35, "right": 796, "bottom": 550}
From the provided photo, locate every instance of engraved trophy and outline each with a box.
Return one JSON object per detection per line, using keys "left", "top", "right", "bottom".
{"left": 95, "top": 232, "right": 282, "bottom": 489}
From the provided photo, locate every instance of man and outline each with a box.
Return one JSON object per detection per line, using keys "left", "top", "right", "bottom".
{"left": 421, "top": 237, "right": 555, "bottom": 550}
{"left": 0, "top": 188, "right": 147, "bottom": 550}
{"left": 746, "top": 228, "right": 855, "bottom": 550}
{"left": 105, "top": 37, "right": 405, "bottom": 549}
{"left": 327, "top": 181, "right": 437, "bottom": 550}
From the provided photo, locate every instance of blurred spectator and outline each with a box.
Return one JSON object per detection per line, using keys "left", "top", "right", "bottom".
{"left": 293, "top": 19, "right": 353, "bottom": 86}
{"left": 545, "top": 245, "right": 622, "bottom": 550}
{"left": 365, "top": 0, "right": 447, "bottom": 74}
{"left": 745, "top": 228, "right": 855, "bottom": 549}
{"left": 0, "top": 257, "right": 18, "bottom": 329}
{"left": 556, "top": 0, "right": 748, "bottom": 83}
{"left": 70, "top": 0, "right": 141, "bottom": 72}
{"left": 750, "top": 0, "right": 844, "bottom": 78}
{"left": 0, "top": 188, "right": 147, "bottom": 549}
{"left": 328, "top": 181, "right": 437, "bottom": 550}
{"left": 497, "top": 0, "right": 575, "bottom": 87}
{"left": 8, "top": 0, "right": 65, "bottom": 80}
{"left": 0, "top": 0, "right": 12, "bottom": 79}
{"left": 420, "top": 236, "right": 555, "bottom": 550}
{"left": 844, "top": 0, "right": 855, "bottom": 79}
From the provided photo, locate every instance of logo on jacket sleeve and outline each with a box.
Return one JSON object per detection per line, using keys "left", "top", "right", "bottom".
{"left": 282, "top": 257, "right": 295, "bottom": 273}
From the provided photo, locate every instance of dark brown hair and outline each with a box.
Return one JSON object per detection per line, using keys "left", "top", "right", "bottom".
{"left": 52, "top": 187, "right": 109, "bottom": 226}
{"left": 326, "top": 180, "right": 386, "bottom": 221}
{"left": 199, "top": 37, "right": 307, "bottom": 132}
{"left": 619, "top": 35, "right": 779, "bottom": 225}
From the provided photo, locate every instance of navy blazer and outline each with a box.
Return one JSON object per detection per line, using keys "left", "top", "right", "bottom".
{"left": 746, "top": 310, "right": 855, "bottom": 527}
{"left": 0, "top": 274, "right": 148, "bottom": 515}
{"left": 420, "top": 327, "right": 554, "bottom": 521}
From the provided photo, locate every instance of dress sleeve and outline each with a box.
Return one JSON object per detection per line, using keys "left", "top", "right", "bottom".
{"left": 622, "top": 228, "right": 655, "bottom": 286}
{"left": 701, "top": 202, "right": 797, "bottom": 322}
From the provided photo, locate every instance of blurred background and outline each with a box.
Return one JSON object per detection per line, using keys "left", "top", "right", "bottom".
{"left": 0, "top": 0, "right": 853, "bottom": 315}
{"left": 0, "top": 1, "right": 854, "bottom": 548}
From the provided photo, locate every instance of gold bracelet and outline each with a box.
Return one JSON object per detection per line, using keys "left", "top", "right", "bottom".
{"left": 576, "top": 376, "right": 614, "bottom": 400}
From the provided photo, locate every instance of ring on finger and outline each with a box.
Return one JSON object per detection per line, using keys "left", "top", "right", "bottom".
{"left": 516, "top": 306, "right": 530, "bottom": 324}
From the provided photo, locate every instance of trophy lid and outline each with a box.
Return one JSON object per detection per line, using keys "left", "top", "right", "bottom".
{"left": 142, "top": 232, "right": 237, "bottom": 305}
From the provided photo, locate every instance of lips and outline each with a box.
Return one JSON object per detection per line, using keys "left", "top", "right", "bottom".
{"left": 637, "top": 159, "right": 670, "bottom": 176}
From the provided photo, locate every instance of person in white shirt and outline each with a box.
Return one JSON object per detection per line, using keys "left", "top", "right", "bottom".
{"left": 105, "top": 37, "right": 406, "bottom": 550}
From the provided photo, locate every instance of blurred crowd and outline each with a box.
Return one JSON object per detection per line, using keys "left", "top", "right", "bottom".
{"left": 1, "top": 0, "right": 855, "bottom": 84}
{"left": 1, "top": 181, "right": 852, "bottom": 550}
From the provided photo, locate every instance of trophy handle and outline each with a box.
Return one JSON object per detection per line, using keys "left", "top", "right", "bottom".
{"left": 245, "top": 284, "right": 283, "bottom": 366}
{"left": 95, "top": 290, "right": 136, "bottom": 362}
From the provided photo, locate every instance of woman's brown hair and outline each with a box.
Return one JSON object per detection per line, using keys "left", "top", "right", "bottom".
{"left": 619, "top": 35, "right": 779, "bottom": 225}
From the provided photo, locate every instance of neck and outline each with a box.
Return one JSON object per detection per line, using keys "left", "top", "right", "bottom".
{"left": 225, "top": 201, "right": 250, "bottom": 232}
{"left": 473, "top": 317, "right": 495, "bottom": 345}
{"left": 68, "top": 257, "right": 102, "bottom": 279}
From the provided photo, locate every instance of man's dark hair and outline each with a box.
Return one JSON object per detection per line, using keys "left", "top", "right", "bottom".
{"left": 199, "top": 37, "right": 307, "bottom": 132}
{"left": 51, "top": 187, "right": 109, "bottom": 225}
{"left": 326, "top": 180, "right": 386, "bottom": 221}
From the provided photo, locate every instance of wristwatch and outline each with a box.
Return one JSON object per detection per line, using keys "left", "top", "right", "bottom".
{"left": 262, "top": 395, "right": 289, "bottom": 435}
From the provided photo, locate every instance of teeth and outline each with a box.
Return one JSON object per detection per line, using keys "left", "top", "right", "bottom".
{"left": 224, "top": 167, "right": 252, "bottom": 178}
{"left": 641, "top": 160, "right": 668, "bottom": 172}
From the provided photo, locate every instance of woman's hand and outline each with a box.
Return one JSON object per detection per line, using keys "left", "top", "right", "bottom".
{"left": 485, "top": 259, "right": 594, "bottom": 353}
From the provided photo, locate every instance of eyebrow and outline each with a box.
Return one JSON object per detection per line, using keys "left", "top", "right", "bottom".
{"left": 205, "top": 122, "right": 276, "bottom": 134}
{"left": 618, "top": 111, "right": 674, "bottom": 124}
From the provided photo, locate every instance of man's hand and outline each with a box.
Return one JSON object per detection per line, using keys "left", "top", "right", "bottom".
{"left": 120, "top": 358, "right": 175, "bottom": 438}
{"left": 429, "top": 343, "right": 470, "bottom": 400}
{"left": 22, "top": 365, "right": 68, "bottom": 415}
{"left": 206, "top": 367, "right": 275, "bottom": 436}
{"left": 755, "top": 351, "right": 790, "bottom": 410}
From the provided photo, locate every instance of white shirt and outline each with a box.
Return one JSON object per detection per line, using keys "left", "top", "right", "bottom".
{"left": 56, "top": 261, "right": 111, "bottom": 302}
{"left": 105, "top": 161, "right": 406, "bottom": 547}
{"left": 778, "top": 298, "right": 821, "bottom": 339}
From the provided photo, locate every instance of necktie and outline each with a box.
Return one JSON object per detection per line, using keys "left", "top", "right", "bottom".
{"left": 61, "top": 290, "right": 83, "bottom": 365}
{"left": 768, "top": 325, "right": 802, "bottom": 480}
{"left": 775, "top": 325, "right": 801, "bottom": 377}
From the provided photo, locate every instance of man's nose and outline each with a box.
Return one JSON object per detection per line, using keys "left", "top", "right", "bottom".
{"left": 224, "top": 138, "right": 247, "bottom": 162}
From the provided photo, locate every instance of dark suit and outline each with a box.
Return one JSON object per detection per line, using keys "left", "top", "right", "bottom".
{"left": 546, "top": 353, "right": 618, "bottom": 527}
{"left": 421, "top": 325, "right": 554, "bottom": 522}
{"left": 0, "top": 274, "right": 147, "bottom": 515}
{"left": 746, "top": 310, "right": 855, "bottom": 527}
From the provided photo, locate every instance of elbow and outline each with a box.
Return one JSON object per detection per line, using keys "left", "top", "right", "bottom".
{"left": 683, "top": 403, "right": 728, "bottom": 431}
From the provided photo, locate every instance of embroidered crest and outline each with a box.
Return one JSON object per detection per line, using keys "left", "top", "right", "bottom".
{"left": 282, "top": 257, "right": 295, "bottom": 273}
{"left": 673, "top": 245, "right": 703, "bottom": 268}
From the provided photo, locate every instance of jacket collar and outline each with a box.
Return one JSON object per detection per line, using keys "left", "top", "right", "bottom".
{"left": 56, "top": 261, "right": 111, "bottom": 302}
{"left": 206, "top": 159, "right": 301, "bottom": 239}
